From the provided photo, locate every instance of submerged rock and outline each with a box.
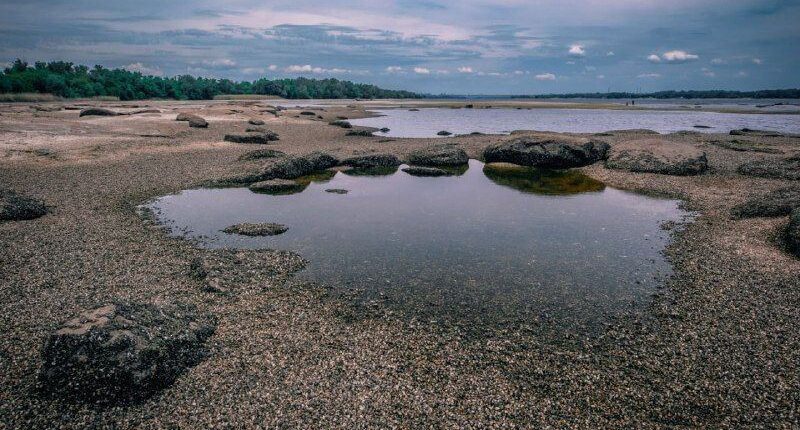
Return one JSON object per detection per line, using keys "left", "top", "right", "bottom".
{"left": 189, "top": 249, "right": 306, "bottom": 293}
{"left": 38, "top": 302, "right": 215, "bottom": 404}
{"left": 402, "top": 166, "right": 453, "bottom": 177}
{"left": 787, "top": 208, "right": 800, "bottom": 257}
{"left": 737, "top": 155, "right": 800, "bottom": 181}
{"left": 437, "top": 130, "right": 453, "bottom": 136}
{"left": 341, "top": 154, "right": 401, "bottom": 169}
{"left": 731, "top": 187, "right": 800, "bottom": 218}
{"left": 222, "top": 222, "right": 288, "bottom": 236}
{"left": 407, "top": 145, "right": 469, "bottom": 167}
{"left": 79, "top": 108, "right": 120, "bottom": 117}
{"left": 605, "top": 139, "right": 708, "bottom": 176}
{"left": 483, "top": 162, "right": 606, "bottom": 196}
{"left": 249, "top": 179, "right": 306, "bottom": 195}
{"left": 379, "top": 127, "right": 390, "bottom": 133}
{"left": 0, "top": 189, "right": 48, "bottom": 221}
{"left": 329, "top": 120, "right": 353, "bottom": 128}
{"left": 730, "top": 128, "right": 783, "bottom": 137}
{"left": 238, "top": 149, "right": 286, "bottom": 161}
{"left": 325, "top": 188, "right": 349, "bottom": 194}
{"left": 224, "top": 132, "right": 278, "bottom": 144}
{"left": 483, "top": 136, "right": 609, "bottom": 169}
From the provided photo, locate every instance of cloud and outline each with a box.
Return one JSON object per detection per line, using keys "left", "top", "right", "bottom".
{"left": 596, "top": 74, "right": 605, "bottom": 79}
{"left": 199, "top": 58, "right": 237, "bottom": 69}
{"left": 386, "top": 66, "right": 403, "bottom": 73}
{"left": 701, "top": 67, "right": 715, "bottom": 77}
{"left": 737, "top": 71, "right": 748, "bottom": 77}
{"left": 413, "top": 67, "right": 430, "bottom": 74}
{"left": 637, "top": 73, "right": 661, "bottom": 78}
{"left": 568, "top": 44, "right": 586, "bottom": 57}
{"left": 457, "top": 66, "right": 473, "bottom": 73}
{"left": 606, "top": 51, "right": 615, "bottom": 56}
{"left": 535, "top": 73, "right": 556, "bottom": 81}
{"left": 752, "top": 58, "right": 762, "bottom": 65}
{"left": 711, "top": 58, "right": 725, "bottom": 65}
{"left": 661, "top": 50, "right": 699, "bottom": 63}
{"left": 268, "top": 64, "right": 277, "bottom": 71}
{"left": 285, "top": 64, "right": 350, "bottom": 74}
{"left": 647, "top": 54, "right": 661, "bottom": 63}
{"left": 122, "top": 62, "right": 163, "bottom": 76}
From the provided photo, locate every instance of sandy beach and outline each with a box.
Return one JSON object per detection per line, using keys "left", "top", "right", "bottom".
{"left": 1, "top": 100, "right": 799, "bottom": 428}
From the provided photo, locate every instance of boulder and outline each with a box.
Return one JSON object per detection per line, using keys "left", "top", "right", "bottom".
{"left": 305, "top": 151, "right": 339, "bottom": 170}
{"left": 731, "top": 187, "right": 800, "bottom": 218}
{"left": 402, "top": 166, "right": 453, "bottom": 177}
{"left": 187, "top": 115, "right": 208, "bottom": 128}
{"left": 346, "top": 130, "right": 374, "bottom": 137}
{"left": 737, "top": 155, "right": 800, "bottom": 181}
{"left": 224, "top": 133, "right": 278, "bottom": 144}
{"left": 605, "top": 139, "right": 707, "bottom": 175}
{"left": 484, "top": 136, "right": 609, "bottom": 169}
{"left": 437, "top": 130, "right": 453, "bottom": 136}
{"left": 300, "top": 111, "right": 316, "bottom": 116}
{"left": 379, "top": 127, "right": 390, "bottom": 133}
{"left": 79, "top": 108, "right": 120, "bottom": 117}
{"left": 407, "top": 145, "right": 468, "bottom": 167}
{"left": 710, "top": 140, "right": 782, "bottom": 154}
{"left": 222, "top": 222, "right": 287, "bottom": 236}
{"left": 189, "top": 249, "right": 306, "bottom": 293}
{"left": 238, "top": 149, "right": 286, "bottom": 161}
{"left": 787, "top": 208, "right": 800, "bottom": 257}
{"left": 329, "top": 120, "right": 352, "bottom": 128}
{"left": 38, "top": 302, "right": 215, "bottom": 403}
{"left": 0, "top": 189, "right": 48, "bottom": 221}
{"left": 248, "top": 119, "right": 265, "bottom": 126}
{"left": 730, "top": 128, "right": 782, "bottom": 137}
{"left": 249, "top": 179, "right": 306, "bottom": 195}
{"left": 325, "top": 188, "right": 349, "bottom": 194}
{"left": 176, "top": 113, "right": 195, "bottom": 121}
{"left": 341, "top": 154, "right": 401, "bottom": 169}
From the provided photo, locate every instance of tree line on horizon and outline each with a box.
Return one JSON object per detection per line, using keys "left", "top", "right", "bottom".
{"left": 511, "top": 89, "right": 800, "bottom": 99}
{"left": 0, "top": 59, "right": 422, "bottom": 100}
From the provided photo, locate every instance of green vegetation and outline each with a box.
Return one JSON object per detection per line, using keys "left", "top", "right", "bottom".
{"left": 0, "top": 59, "right": 422, "bottom": 101}
{"left": 511, "top": 89, "right": 800, "bottom": 99}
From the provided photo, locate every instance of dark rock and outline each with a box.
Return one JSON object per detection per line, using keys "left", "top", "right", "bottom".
{"left": 329, "top": 120, "right": 352, "bottom": 128}
{"left": 304, "top": 151, "right": 339, "bottom": 170}
{"left": 710, "top": 140, "right": 782, "bottom": 154}
{"left": 402, "top": 166, "right": 453, "bottom": 177}
{"left": 437, "top": 130, "right": 453, "bottom": 136}
{"left": 243, "top": 129, "right": 279, "bottom": 140}
{"left": 38, "top": 302, "right": 215, "bottom": 404}
{"left": 248, "top": 119, "right": 265, "bottom": 126}
{"left": 484, "top": 136, "right": 610, "bottom": 169}
{"left": 341, "top": 154, "right": 401, "bottom": 169}
{"left": 346, "top": 130, "right": 374, "bottom": 137}
{"left": 0, "top": 189, "right": 48, "bottom": 221}
{"left": 693, "top": 125, "right": 712, "bottom": 129}
{"left": 300, "top": 111, "right": 316, "bottom": 116}
{"left": 379, "top": 128, "right": 390, "bottom": 133}
{"left": 605, "top": 139, "right": 707, "bottom": 175}
{"left": 249, "top": 179, "right": 306, "bottom": 195}
{"left": 787, "top": 208, "right": 800, "bottom": 257}
{"left": 325, "top": 188, "right": 349, "bottom": 194}
{"left": 238, "top": 149, "right": 286, "bottom": 161}
{"left": 737, "top": 155, "right": 800, "bottom": 180}
{"left": 483, "top": 162, "right": 606, "bottom": 196}
{"left": 187, "top": 116, "right": 208, "bottom": 128}
{"left": 189, "top": 249, "right": 306, "bottom": 293}
{"left": 730, "top": 128, "right": 782, "bottom": 137}
{"left": 407, "top": 145, "right": 469, "bottom": 167}
{"left": 731, "top": 187, "right": 800, "bottom": 218}
{"left": 465, "top": 104, "right": 474, "bottom": 108}
{"left": 409, "top": 108, "right": 420, "bottom": 111}
{"left": 224, "top": 133, "right": 278, "bottom": 144}
{"left": 222, "top": 222, "right": 287, "bottom": 236}
{"left": 175, "top": 113, "right": 194, "bottom": 121}
{"left": 79, "top": 108, "right": 120, "bottom": 117}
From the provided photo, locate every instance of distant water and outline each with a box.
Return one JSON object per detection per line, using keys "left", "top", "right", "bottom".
{"left": 351, "top": 107, "right": 800, "bottom": 137}
{"left": 147, "top": 160, "right": 687, "bottom": 334}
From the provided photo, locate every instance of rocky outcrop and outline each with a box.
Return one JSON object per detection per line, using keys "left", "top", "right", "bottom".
{"left": 248, "top": 119, "right": 265, "bottom": 126}
{"left": 737, "top": 155, "right": 800, "bottom": 181}
{"left": 407, "top": 145, "right": 468, "bottom": 167}
{"left": 437, "top": 131, "right": 453, "bottom": 136}
{"left": 787, "top": 208, "right": 800, "bottom": 257}
{"left": 484, "top": 136, "right": 609, "bottom": 169}
{"left": 224, "top": 132, "right": 278, "bottom": 144}
{"left": 341, "top": 154, "right": 401, "bottom": 169}
{"left": 79, "top": 108, "right": 120, "bottom": 117}
{"left": 238, "top": 149, "right": 286, "bottom": 161}
{"left": 0, "top": 189, "right": 48, "bottom": 221}
{"left": 222, "top": 222, "right": 288, "bottom": 236}
{"left": 605, "top": 139, "right": 707, "bottom": 175}
{"left": 249, "top": 179, "right": 306, "bottom": 195}
{"left": 730, "top": 128, "right": 783, "bottom": 137}
{"left": 731, "top": 187, "right": 800, "bottom": 218}
{"left": 188, "top": 116, "right": 208, "bottom": 128}
{"left": 189, "top": 249, "right": 306, "bottom": 293}
{"left": 38, "top": 302, "right": 215, "bottom": 403}
{"left": 402, "top": 166, "right": 453, "bottom": 177}
{"left": 251, "top": 152, "right": 339, "bottom": 183}
{"left": 346, "top": 130, "right": 374, "bottom": 137}
{"left": 329, "top": 120, "right": 352, "bottom": 128}
{"left": 304, "top": 151, "right": 339, "bottom": 171}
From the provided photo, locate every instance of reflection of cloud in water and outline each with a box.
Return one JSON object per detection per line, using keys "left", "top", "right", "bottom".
{"left": 482, "top": 162, "right": 605, "bottom": 195}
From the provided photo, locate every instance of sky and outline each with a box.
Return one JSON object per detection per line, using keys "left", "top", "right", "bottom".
{"left": 1, "top": 0, "right": 799, "bottom": 94}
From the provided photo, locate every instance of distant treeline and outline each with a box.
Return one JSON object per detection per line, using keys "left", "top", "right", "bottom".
{"left": 511, "top": 89, "right": 800, "bottom": 99}
{"left": 0, "top": 59, "right": 422, "bottom": 100}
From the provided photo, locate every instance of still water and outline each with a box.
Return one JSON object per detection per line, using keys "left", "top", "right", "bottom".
{"left": 351, "top": 107, "right": 800, "bottom": 137}
{"left": 148, "top": 160, "right": 688, "bottom": 333}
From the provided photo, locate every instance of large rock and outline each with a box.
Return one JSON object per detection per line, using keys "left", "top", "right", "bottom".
{"left": 341, "top": 154, "right": 401, "bottom": 169}
{"left": 249, "top": 179, "right": 306, "bottom": 195}
{"left": 38, "top": 302, "right": 216, "bottom": 403}
{"left": 304, "top": 151, "right": 339, "bottom": 171}
{"left": 605, "top": 139, "right": 708, "bottom": 175}
{"left": 329, "top": 120, "right": 352, "bottom": 128}
{"left": 737, "top": 155, "right": 800, "bottom": 181}
{"left": 222, "top": 222, "right": 288, "bottom": 236}
{"left": 402, "top": 166, "right": 453, "bottom": 177}
{"left": 731, "top": 187, "right": 800, "bottom": 218}
{"left": 79, "top": 108, "right": 120, "bottom": 117}
{"left": 188, "top": 116, "right": 208, "bottom": 128}
{"left": 787, "top": 208, "right": 800, "bottom": 257}
{"left": 407, "top": 145, "right": 468, "bottom": 167}
{"left": 483, "top": 136, "right": 609, "bottom": 169}
{"left": 224, "top": 133, "right": 278, "bottom": 144}
{"left": 0, "top": 189, "right": 48, "bottom": 221}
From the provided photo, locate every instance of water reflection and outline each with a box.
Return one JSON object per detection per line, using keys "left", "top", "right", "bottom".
{"left": 483, "top": 162, "right": 605, "bottom": 195}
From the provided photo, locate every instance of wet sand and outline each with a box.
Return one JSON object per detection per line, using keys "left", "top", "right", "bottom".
{"left": 1, "top": 100, "right": 799, "bottom": 428}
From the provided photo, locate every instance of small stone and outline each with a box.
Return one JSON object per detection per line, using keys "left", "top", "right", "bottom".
{"left": 325, "top": 188, "right": 349, "bottom": 194}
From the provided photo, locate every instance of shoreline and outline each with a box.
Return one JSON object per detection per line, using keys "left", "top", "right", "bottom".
{"left": 1, "top": 100, "right": 798, "bottom": 427}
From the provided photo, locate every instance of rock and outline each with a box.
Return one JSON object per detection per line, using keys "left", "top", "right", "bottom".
{"left": 248, "top": 179, "right": 306, "bottom": 195}
{"left": 737, "top": 155, "right": 800, "bottom": 181}
{"left": 346, "top": 130, "right": 374, "bottom": 137}
{"left": 243, "top": 129, "right": 280, "bottom": 140}
{"left": 38, "top": 302, "right": 215, "bottom": 403}
{"left": 0, "top": 189, "right": 48, "bottom": 221}
{"left": 304, "top": 151, "right": 339, "bottom": 170}
{"left": 300, "top": 111, "right": 316, "bottom": 116}
{"left": 325, "top": 188, "right": 349, "bottom": 194}
{"left": 402, "top": 166, "right": 453, "bottom": 177}
{"left": 407, "top": 145, "right": 469, "bottom": 167}
{"left": 605, "top": 139, "right": 708, "bottom": 175}
{"left": 731, "top": 187, "right": 800, "bottom": 218}
{"left": 187, "top": 116, "right": 208, "bottom": 128}
{"left": 483, "top": 136, "right": 609, "bottom": 169}
{"left": 341, "top": 154, "right": 401, "bottom": 169}
{"left": 79, "top": 108, "right": 119, "bottom": 117}
{"left": 409, "top": 108, "right": 420, "bottom": 111}
{"left": 222, "top": 222, "right": 288, "bottom": 236}
{"left": 465, "top": 104, "right": 474, "bottom": 108}
{"left": 224, "top": 133, "right": 278, "bottom": 144}
{"left": 175, "top": 113, "right": 194, "bottom": 121}
{"left": 379, "top": 128, "right": 390, "bottom": 133}
{"left": 787, "top": 208, "right": 800, "bottom": 257}
{"left": 483, "top": 162, "right": 606, "bottom": 196}
{"left": 437, "top": 130, "right": 453, "bottom": 136}
{"left": 130, "top": 109, "right": 161, "bottom": 114}
{"left": 238, "top": 149, "right": 286, "bottom": 161}
{"left": 248, "top": 119, "right": 265, "bottom": 126}
{"left": 693, "top": 125, "right": 712, "bottom": 129}
{"left": 189, "top": 249, "right": 306, "bottom": 293}
{"left": 730, "top": 128, "right": 782, "bottom": 137}
{"left": 32, "top": 105, "right": 61, "bottom": 112}
{"left": 710, "top": 140, "right": 782, "bottom": 154}
{"left": 329, "top": 120, "right": 353, "bottom": 128}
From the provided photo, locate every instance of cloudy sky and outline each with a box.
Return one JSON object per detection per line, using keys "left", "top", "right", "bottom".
{"left": 1, "top": 0, "right": 799, "bottom": 94}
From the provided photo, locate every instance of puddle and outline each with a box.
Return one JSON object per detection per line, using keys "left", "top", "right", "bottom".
{"left": 147, "top": 160, "right": 688, "bottom": 334}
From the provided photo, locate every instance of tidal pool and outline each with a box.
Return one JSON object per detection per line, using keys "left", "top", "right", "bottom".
{"left": 148, "top": 160, "right": 688, "bottom": 334}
